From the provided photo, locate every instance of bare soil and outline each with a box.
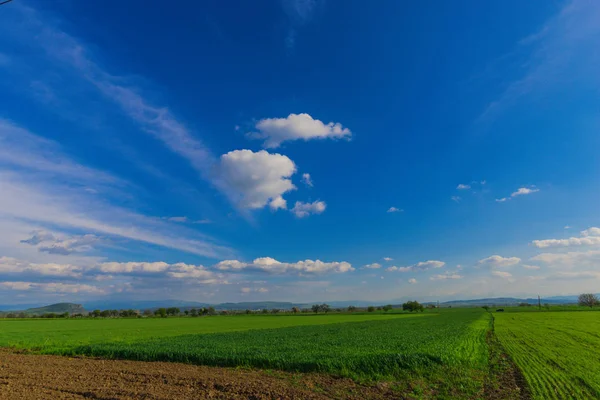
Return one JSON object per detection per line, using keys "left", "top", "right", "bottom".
{"left": 0, "top": 349, "right": 399, "bottom": 399}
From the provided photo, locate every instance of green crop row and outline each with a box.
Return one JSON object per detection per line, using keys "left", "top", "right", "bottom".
{"left": 495, "top": 311, "right": 600, "bottom": 399}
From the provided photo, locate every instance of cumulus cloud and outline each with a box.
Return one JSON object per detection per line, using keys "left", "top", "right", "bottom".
{"left": 215, "top": 149, "right": 296, "bottom": 209}
{"left": 522, "top": 264, "right": 541, "bottom": 270}
{"left": 215, "top": 257, "right": 354, "bottom": 275}
{"left": 301, "top": 173, "right": 313, "bottom": 187}
{"left": 291, "top": 200, "right": 326, "bottom": 218}
{"left": 0, "top": 256, "right": 83, "bottom": 277}
{"left": 388, "top": 260, "right": 445, "bottom": 273}
{"left": 166, "top": 263, "right": 223, "bottom": 283}
{"left": 531, "top": 250, "right": 600, "bottom": 269}
{"left": 269, "top": 196, "right": 287, "bottom": 211}
{"left": 363, "top": 263, "right": 381, "bottom": 269}
{"left": 492, "top": 271, "right": 513, "bottom": 278}
{"left": 383, "top": 257, "right": 393, "bottom": 261}
{"left": 387, "top": 207, "right": 402, "bottom": 213}
{"left": 248, "top": 113, "right": 351, "bottom": 148}
{"left": 532, "top": 227, "right": 600, "bottom": 248}
{"left": 478, "top": 255, "right": 521, "bottom": 268}
{"left": 430, "top": 273, "right": 462, "bottom": 281}
{"left": 457, "top": 184, "right": 471, "bottom": 190}
{"left": 98, "top": 261, "right": 171, "bottom": 274}
{"left": 408, "top": 278, "right": 417, "bottom": 284}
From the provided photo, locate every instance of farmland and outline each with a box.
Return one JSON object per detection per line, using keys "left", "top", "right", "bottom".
{"left": 0, "top": 309, "right": 492, "bottom": 398}
{"left": 2, "top": 308, "right": 600, "bottom": 399}
{"left": 0, "top": 312, "right": 407, "bottom": 350}
{"left": 494, "top": 311, "right": 600, "bottom": 399}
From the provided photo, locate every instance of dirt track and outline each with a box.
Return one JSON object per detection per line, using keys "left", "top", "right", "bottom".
{"left": 0, "top": 350, "right": 398, "bottom": 399}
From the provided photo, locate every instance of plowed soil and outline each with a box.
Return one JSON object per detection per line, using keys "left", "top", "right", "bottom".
{"left": 0, "top": 350, "right": 399, "bottom": 399}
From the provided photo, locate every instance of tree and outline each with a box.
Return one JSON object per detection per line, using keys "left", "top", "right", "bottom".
{"left": 367, "top": 306, "right": 375, "bottom": 312}
{"left": 184, "top": 310, "right": 189, "bottom": 316}
{"left": 578, "top": 293, "right": 599, "bottom": 308}
{"left": 155, "top": 308, "right": 167, "bottom": 318}
{"left": 311, "top": 304, "right": 320, "bottom": 314}
{"left": 143, "top": 309, "right": 153, "bottom": 317}
{"left": 347, "top": 305, "right": 357, "bottom": 312}
{"left": 190, "top": 308, "right": 199, "bottom": 317}
{"left": 207, "top": 306, "right": 216, "bottom": 315}
{"left": 166, "top": 307, "right": 180, "bottom": 316}
{"left": 91, "top": 309, "right": 101, "bottom": 318}
{"left": 482, "top": 306, "right": 489, "bottom": 311}
{"left": 271, "top": 308, "right": 280, "bottom": 314}
{"left": 320, "top": 304, "right": 331, "bottom": 313}
{"left": 291, "top": 307, "right": 299, "bottom": 314}
{"left": 383, "top": 305, "right": 393, "bottom": 312}
{"left": 402, "top": 301, "right": 424, "bottom": 312}
{"left": 261, "top": 308, "right": 269, "bottom": 314}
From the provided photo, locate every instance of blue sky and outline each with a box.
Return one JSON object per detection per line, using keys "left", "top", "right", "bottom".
{"left": 1, "top": 0, "right": 599, "bottom": 305}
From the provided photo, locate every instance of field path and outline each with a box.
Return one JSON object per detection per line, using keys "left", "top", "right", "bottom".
{"left": 0, "top": 349, "right": 398, "bottom": 399}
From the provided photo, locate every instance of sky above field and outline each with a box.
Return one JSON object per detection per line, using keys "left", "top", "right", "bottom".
{"left": 0, "top": 0, "right": 599, "bottom": 305}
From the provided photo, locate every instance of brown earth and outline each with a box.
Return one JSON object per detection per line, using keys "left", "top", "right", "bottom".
{"left": 0, "top": 349, "right": 401, "bottom": 400}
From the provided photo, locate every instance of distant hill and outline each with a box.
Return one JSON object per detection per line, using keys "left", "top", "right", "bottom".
{"left": 24, "top": 303, "right": 87, "bottom": 315}
{"left": 437, "top": 296, "right": 581, "bottom": 307}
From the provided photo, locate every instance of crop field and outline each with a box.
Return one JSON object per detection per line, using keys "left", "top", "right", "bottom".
{"left": 494, "top": 311, "right": 600, "bottom": 399}
{"left": 0, "top": 309, "right": 491, "bottom": 398}
{"left": 0, "top": 312, "right": 406, "bottom": 350}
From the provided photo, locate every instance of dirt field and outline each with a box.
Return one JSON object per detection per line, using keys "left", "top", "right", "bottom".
{"left": 0, "top": 350, "right": 398, "bottom": 399}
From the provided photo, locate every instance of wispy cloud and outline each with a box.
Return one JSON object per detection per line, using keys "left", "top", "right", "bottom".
{"left": 478, "top": 0, "right": 600, "bottom": 122}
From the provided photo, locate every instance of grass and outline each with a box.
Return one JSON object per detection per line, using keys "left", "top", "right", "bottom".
{"left": 494, "top": 311, "right": 600, "bottom": 399}
{"left": 0, "top": 312, "right": 410, "bottom": 350}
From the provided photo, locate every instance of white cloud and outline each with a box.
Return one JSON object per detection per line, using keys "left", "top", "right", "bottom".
{"left": 0, "top": 256, "right": 83, "bottom": 277}
{"left": 37, "top": 234, "right": 99, "bottom": 255}
{"left": 215, "top": 149, "right": 296, "bottom": 210}
{"left": 215, "top": 257, "right": 354, "bottom": 275}
{"left": 0, "top": 281, "right": 103, "bottom": 294}
{"left": 166, "top": 263, "right": 223, "bottom": 283}
{"left": 248, "top": 113, "right": 351, "bottom": 148}
{"left": 301, "top": 173, "right": 313, "bottom": 187}
{"left": 532, "top": 236, "right": 600, "bottom": 248}
{"left": 522, "top": 264, "right": 541, "bottom": 270}
{"left": 363, "top": 263, "right": 381, "bottom": 269}
{"left": 20, "top": 230, "right": 56, "bottom": 246}
{"left": 532, "top": 227, "right": 600, "bottom": 248}
{"left": 492, "top": 271, "right": 513, "bottom": 278}
{"left": 430, "top": 273, "right": 462, "bottom": 281}
{"left": 496, "top": 186, "right": 539, "bottom": 203}
{"left": 478, "top": 255, "right": 521, "bottom": 268}
{"left": 291, "top": 200, "right": 326, "bottom": 218}
{"left": 581, "top": 227, "right": 600, "bottom": 237}
{"left": 383, "top": 257, "right": 393, "bottom": 261}
{"left": 99, "top": 261, "right": 170, "bottom": 274}
{"left": 531, "top": 250, "right": 600, "bottom": 269}
{"left": 451, "top": 196, "right": 461, "bottom": 203}
{"left": 456, "top": 184, "right": 471, "bottom": 190}
{"left": 512, "top": 187, "right": 539, "bottom": 197}
{"left": 389, "top": 260, "right": 445, "bottom": 273}
{"left": 387, "top": 207, "right": 403, "bottom": 213}
{"left": 269, "top": 196, "right": 287, "bottom": 211}
{"left": 408, "top": 278, "right": 417, "bottom": 284}
{"left": 564, "top": 225, "right": 571, "bottom": 229}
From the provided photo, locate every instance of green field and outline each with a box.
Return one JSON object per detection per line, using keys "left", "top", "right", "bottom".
{"left": 0, "top": 313, "right": 406, "bottom": 350}
{"left": 4, "top": 307, "right": 600, "bottom": 399}
{"left": 494, "top": 311, "right": 600, "bottom": 399}
{"left": 0, "top": 309, "right": 491, "bottom": 398}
